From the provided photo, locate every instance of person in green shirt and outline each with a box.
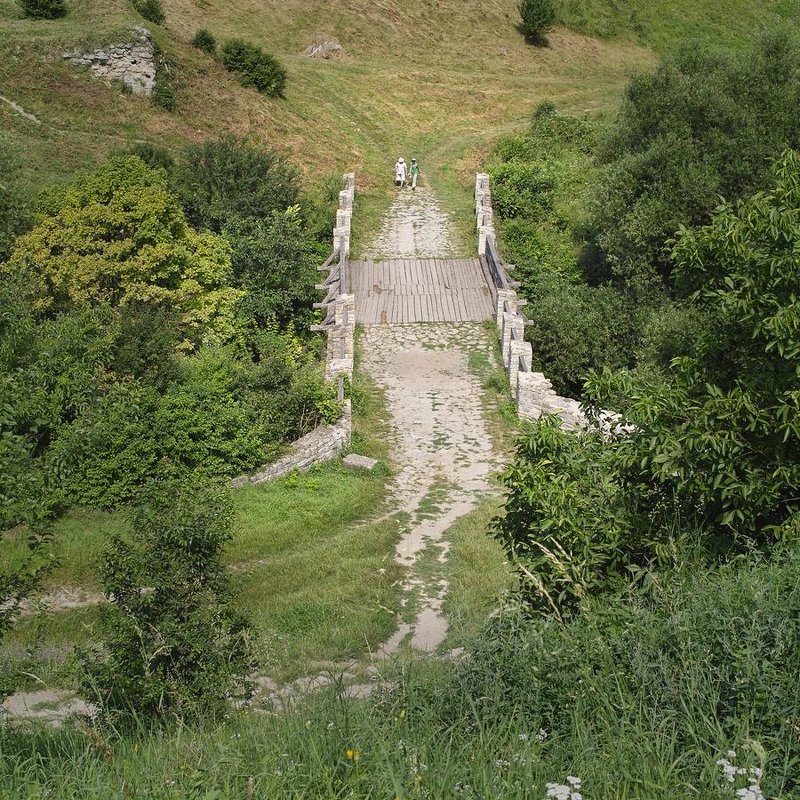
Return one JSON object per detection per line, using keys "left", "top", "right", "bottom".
{"left": 409, "top": 157, "right": 420, "bottom": 190}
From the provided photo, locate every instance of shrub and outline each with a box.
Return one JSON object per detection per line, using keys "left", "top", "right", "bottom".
{"left": 191, "top": 28, "right": 216, "bottom": 54}
{"left": 4, "top": 156, "right": 243, "bottom": 350}
{"left": 152, "top": 78, "right": 177, "bottom": 111}
{"left": 82, "top": 481, "right": 254, "bottom": 720}
{"left": 174, "top": 136, "right": 300, "bottom": 233}
{"left": 522, "top": 276, "right": 641, "bottom": 397}
{"left": 0, "top": 144, "right": 32, "bottom": 262}
{"left": 518, "top": 0, "right": 556, "bottom": 42}
{"left": 18, "top": 0, "right": 66, "bottom": 19}
{"left": 494, "top": 153, "right": 800, "bottom": 613}
{"left": 125, "top": 141, "right": 174, "bottom": 172}
{"left": 584, "top": 30, "right": 800, "bottom": 294}
{"left": 221, "top": 39, "right": 287, "bottom": 97}
{"left": 132, "top": 0, "right": 164, "bottom": 25}
{"left": 489, "top": 161, "right": 555, "bottom": 220}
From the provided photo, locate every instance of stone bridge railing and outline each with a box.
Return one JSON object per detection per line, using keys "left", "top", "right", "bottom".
{"left": 476, "top": 174, "right": 586, "bottom": 429}
{"left": 314, "top": 173, "right": 356, "bottom": 391}
{"left": 231, "top": 174, "right": 357, "bottom": 487}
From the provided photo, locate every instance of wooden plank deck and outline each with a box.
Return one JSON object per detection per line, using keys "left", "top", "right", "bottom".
{"left": 350, "top": 258, "right": 494, "bottom": 324}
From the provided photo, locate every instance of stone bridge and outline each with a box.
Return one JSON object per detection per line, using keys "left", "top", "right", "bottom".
{"left": 312, "top": 173, "right": 587, "bottom": 430}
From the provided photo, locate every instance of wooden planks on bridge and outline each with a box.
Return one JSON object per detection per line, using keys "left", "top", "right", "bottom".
{"left": 350, "top": 258, "right": 494, "bottom": 324}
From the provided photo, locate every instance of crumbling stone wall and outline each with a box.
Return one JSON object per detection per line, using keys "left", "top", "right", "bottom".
{"left": 63, "top": 26, "right": 155, "bottom": 97}
{"left": 231, "top": 402, "right": 352, "bottom": 487}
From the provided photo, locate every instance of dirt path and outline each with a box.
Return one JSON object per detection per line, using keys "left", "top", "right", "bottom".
{"left": 362, "top": 324, "right": 501, "bottom": 654}
{"left": 361, "top": 186, "right": 462, "bottom": 261}
{"left": 358, "top": 187, "right": 501, "bottom": 655}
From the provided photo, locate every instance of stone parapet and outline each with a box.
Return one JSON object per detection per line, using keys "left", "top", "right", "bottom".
{"left": 231, "top": 401, "right": 352, "bottom": 487}
{"left": 476, "top": 173, "right": 590, "bottom": 431}
{"left": 233, "top": 174, "right": 358, "bottom": 487}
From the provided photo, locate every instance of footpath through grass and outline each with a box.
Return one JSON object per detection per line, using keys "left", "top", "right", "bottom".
{"left": 3, "top": 542, "right": 799, "bottom": 799}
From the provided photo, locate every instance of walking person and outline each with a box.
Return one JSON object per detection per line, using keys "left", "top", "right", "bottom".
{"left": 409, "top": 157, "right": 420, "bottom": 190}
{"left": 394, "top": 156, "right": 407, "bottom": 188}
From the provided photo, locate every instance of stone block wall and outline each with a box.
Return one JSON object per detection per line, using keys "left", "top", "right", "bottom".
{"left": 476, "top": 174, "right": 588, "bottom": 430}
{"left": 63, "top": 26, "right": 155, "bottom": 97}
{"left": 326, "top": 174, "right": 356, "bottom": 383}
{"left": 231, "top": 402, "right": 352, "bottom": 487}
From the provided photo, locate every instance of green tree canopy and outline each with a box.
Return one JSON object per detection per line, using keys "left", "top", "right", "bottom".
{"left": 585, "top": 30, "right": 800, "bottom": 295}
{"left": 5, "top": 156, "right": 243, "bottom": 350}
{"left": 495, "top": 151, "right": 800, "bottom": 614}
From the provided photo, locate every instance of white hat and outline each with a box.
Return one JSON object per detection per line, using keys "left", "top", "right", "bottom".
{"left": 398, "top": 157, "right": 404, "bottom": 163}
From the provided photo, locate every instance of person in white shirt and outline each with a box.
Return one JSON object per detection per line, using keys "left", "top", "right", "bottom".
{"left": 394, "top": 157, "right": 407, "bottom": 188}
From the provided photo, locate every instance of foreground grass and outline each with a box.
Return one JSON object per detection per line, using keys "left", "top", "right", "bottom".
{"left": 3, "top": 544, "right": 799, "bottom": 799}
{"left": 443, "top": 494, "right": 512, "bottom": 646}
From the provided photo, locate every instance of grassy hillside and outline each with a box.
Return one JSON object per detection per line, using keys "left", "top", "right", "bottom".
{"left": 3, "top": 1, "right": 798, "bottom": 247}
{"left": 557, "top": 0, "right": 800, "bottom": 51}
{"left": 1, "top": 0, "right": 656, "bottom": 249}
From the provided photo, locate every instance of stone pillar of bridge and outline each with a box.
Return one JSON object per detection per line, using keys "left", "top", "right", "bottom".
{"left": 508, "top": 339, "right": 532, "bottom": 396}
{"left": 496, "top": 289, "right": 518, "bottom": 329}
{"left": 501, "top": 311, "right": 524, "bottom": 367}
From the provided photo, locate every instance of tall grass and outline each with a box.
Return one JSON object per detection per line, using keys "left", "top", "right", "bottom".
{"left": 3, "top": 543, "right": 798, "bottom": 798}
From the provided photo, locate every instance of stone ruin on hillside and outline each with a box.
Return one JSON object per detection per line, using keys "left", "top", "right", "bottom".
{"left": 302, "top": 37, "right": 346, "bottom": 62}
{"left": 62, "top": 26, "right": 155, "bottom": 97}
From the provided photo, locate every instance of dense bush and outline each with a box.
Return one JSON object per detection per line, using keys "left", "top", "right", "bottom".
{"left": 584, "top": 30, "right": 800, "bottom": 295}
{"left": 0, "top": 145, "right": 32, "bottom": 263}
{"left": 191, "top": 28, "right": 216, "bottom": 54}
{"left": 227, "top": 208, "right": 319, "bottom": 329}
{"left": 221, "top": 39, "right": 287, "bottom": 97}
{"left": 4, "top": 156, "right": 242, "bottom": 350}
{"left": 523, "top": 277, "right": 641, "bottom": 396}
{"left": 125, "top": 141, "right": 174, "bottom": 173}
{"left": 132, "top": 0, "right": 164, "bottom": 25}
{"left": 174, "top": 136, "right": 300, "bottom": 234}
{"left": 489, "top": 161, "right": 554, "bottom": 220}
{"left": 83, "top": 482, "right": 254, "bottom": 720}
{"left": 495, "top": 152, "right": 800, "bottom": 613}
{"left": 18, "top": 0, "right": 66, "bottom": 19}
{"left": 173, "top": 137, "right": 320, "bottom": 329}
{"left": 518, "top": 0, "right": 556, "bottom": 41}
{"left": 0, "top": 154, "right": 338, "bottom": 525}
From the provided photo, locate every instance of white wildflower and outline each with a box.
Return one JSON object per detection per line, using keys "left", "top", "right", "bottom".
{"left": 545, "top": 778, "right": 584, "bottom": 800}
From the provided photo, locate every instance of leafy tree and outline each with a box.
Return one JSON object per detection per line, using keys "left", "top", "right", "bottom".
{"left": 518, "top": 0, "right": 556, "bottom": 42}
{"left": 5, "top": 156, "right": 243, "bottom": 350}
{"left": 82, "top": 481, "right": 254, "bottom": 719}
{"left": 494, "top": 151, "right": 800, "bottom": 613}
{"left": 174, "top": 136, "right": 300, "bottom": 234}
{"left": 221, "top": 39, "right": 286, "bottom": 97}
{"left": 585, "top": 30, "right": 800, "bottom": 296}
{"left": 227, "top": 207, "right": 319, "bottom": 328}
